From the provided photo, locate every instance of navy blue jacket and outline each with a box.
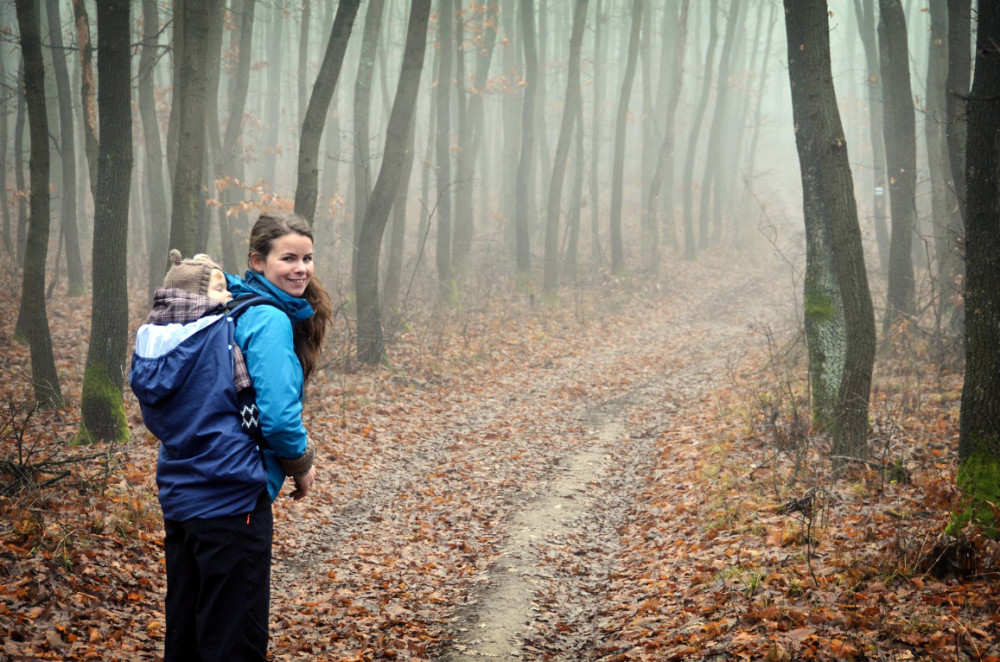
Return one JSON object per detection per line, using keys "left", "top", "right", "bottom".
{"left": 131, "top": 303, "right": 267, "bottom": 521}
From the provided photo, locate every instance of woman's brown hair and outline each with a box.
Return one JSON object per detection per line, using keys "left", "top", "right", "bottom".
{"left": 248, "top": 213, "right": 332, "bottom": 383}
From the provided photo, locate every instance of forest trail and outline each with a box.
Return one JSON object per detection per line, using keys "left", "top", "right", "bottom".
{"left": 268, "top": 253, "right": 790, "bottom": 660}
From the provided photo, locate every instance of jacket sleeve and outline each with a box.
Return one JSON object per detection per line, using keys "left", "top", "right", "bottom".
{"left": 235, "top": 305, "right": 309, "bottom": 461}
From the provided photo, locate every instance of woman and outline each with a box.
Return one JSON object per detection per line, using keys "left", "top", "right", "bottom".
{"left": 156, "top": 213, "right": 330, "bottom": 660}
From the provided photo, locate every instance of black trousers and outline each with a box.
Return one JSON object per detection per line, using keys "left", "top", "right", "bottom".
{"left": 163, "top": 492, "right": 272, "bottom": 662}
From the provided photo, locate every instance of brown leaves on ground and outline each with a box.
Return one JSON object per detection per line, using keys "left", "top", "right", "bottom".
{"left": 1, "top": 251, "right": 998, "bottom": 661}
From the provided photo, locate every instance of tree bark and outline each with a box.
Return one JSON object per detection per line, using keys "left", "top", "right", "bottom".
{"left": 589, "top": 0, "right": 604, "bottom": 266}
{"left": 436, "top": 0, "right": 456, "bottom": 294}
{"left": 852, "top": 0, "right": 890, "bottom": 275}
{"left": 682, "top": 0, "right": 718, "bottom": 260}
{"left": 14, "top": 0, "right": 63, "bottom": 408}
{"left": 355, "top": 0, "right": 432, "bottom": 364}
{"left": 262, "top": 2, "right": 284, "bottom": 190}
{"left": 945, "top": 0, "right": 970, "bottom": 222}
{"left": 784, "top": 0, "right": 876, "bottom": 462}
{"left": 542, "top": 0, "right": 588, "bottom": 297}
{"left": 646, "top": 0, "right": 690, "bottom": 270}
{"left": 0, "top": 40, "right": 9, "bottom": 253}
{"left": 878, "top": 0, "right": 918, "bottom": 332}
{"left": 13, "top": 59, "right": 26, "bottom": 267}
{"left": 138, "top": 0, "right": 171, "bottom": 301}
{"left": 513, "top": 0, "right": 538, "bottom": 282}
{"left": 80, "top": 0, "right": 132, "bottom": 442}
{"left": 46, "top": 0, "right": 85, "bottom": 297}
{"left": 949, "top": 0, "right": 1000, "bottom": 536}
{"left": 609, "top": 0, "right": 642, "bottom": 275}
{"left": 70, "top": 0, "right": 98, "bottom": 203}
{"left": 167, "top": 0, "right": 220, "bottom": 258}
{"left": 294, "top": 0, "right": 362, "bottom": 225}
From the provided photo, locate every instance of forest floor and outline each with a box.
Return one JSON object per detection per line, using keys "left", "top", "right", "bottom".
{"left": 1, "top": 247, "right": 999, "bottom": 661}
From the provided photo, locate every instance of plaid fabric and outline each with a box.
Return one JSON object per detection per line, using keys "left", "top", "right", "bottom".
{"left": 143, "top": 288, "right": 251, "bottom": 391}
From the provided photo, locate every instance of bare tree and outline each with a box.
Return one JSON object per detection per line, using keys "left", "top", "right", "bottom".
{"left": 79, "top": 0, "right": 133, "bottom": 442}
{"left": 609, "top": 0, "right": 642, "bottom": 275}
{"left": 355, "top": 0, "right": 432, "bottom": 364}
{"left": 13, "top": 0, "right": 62, "bottom": 408}
{"left": 542, "top": 0, "right": 588, "bottom": 297}
{"left": 436, "top": 0, "right": 456, "bottom": 294}
{"left": 71, "top": 0, "right": 98, "bottom": 201}
{"left": 784, "top": 0, "right": 876, "bottom": 461}
{"left": 949, "top": 0, "right": 1000, "bottom": 536}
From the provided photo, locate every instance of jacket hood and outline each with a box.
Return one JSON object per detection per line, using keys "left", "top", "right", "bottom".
{"left": 130, "top": 315, "right": 223, "bottom": 405}
{"left": 226, "top": 270, "right": 314, "bottom": 324}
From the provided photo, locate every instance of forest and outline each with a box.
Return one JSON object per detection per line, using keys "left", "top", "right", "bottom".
{"left": 1, "top": 0, "right": 999, "bottom": 659}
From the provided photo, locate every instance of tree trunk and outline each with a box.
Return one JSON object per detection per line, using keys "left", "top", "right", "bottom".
{"left": 167, "top": 0, "right": 220, "bottom": 258}
{"left": 355, "top": 0, "right": 432, "bottom": 365}
{"left": 542, "top": 0, "right": 588, "bottom": 297}
{"left": 784, "top": 0, "right": 876, "bottom": 462}
{"left": 878, "top": 0, "right": 917, "bottom": 332}
{"left": 298, "top": 0, "right": 311, "bottom": 130}
{"left": 383, "top": 109, "right": 418, "bottom": 315}
{"left": 138, "top": 0, "right": 171, "bottom": 302}
{"left": 925, "top": 1, "right": 962, "bottom": 336}
{"left": 500, "top": 0, "right": 519, "bottom": 247}
{"left": 589, "top": 0, "right": 604, "bottom": 266}
{"left": 0, "top": 40, "right": 9, "bottom": 253}
{"left": 514, "top": 0, "right": 538, "bottom": 282}
{"left": 79, "top": 0, "right": 132, "bottom": 443}
{"left": 682, "top": 0, "right": 718, "bottom": 260}
{"left": 351, "top": 0, "right": 386, "bottom": 251}
{"left": 70, "top": 0, "right": 98, "bottom": 203}
{"left": 945, "top": 0, "right": 970, "bottom": 223}
{"left": 852, "top": 0, "right": 891, "bottom": 275}
{"left": 698, "top": 0, "right": 742, "bottom": 249}
{"left": 740, "top": 1, "right": 777, "bottom": 212}
{"left": 13, "top": 59, "right": 26, "bottom": 267}
{"left": 563, "top": 99, "right": 585, "bottom": 282}
{"left": 294, "top": 0, "right": 362, "bottom": 225}
{"left": 646, "top": 0, "right": 690, "bottom": 270}
{"left": 262, "top": 2, "right": 284, "bottom": 190}
{"left": 46, "top": 0, "right": 84, "bottom": 297}
{"left": 949, "top": 1, "right": 1000, "bottom": 536}
{"left": 609, "top": 0, "right": 642, "bottom": 275}
{"left": 453, "top": 2, "right": 500, "bottom": 269}
{"left": 435, "top": 0, "right": 456, "bottom": 295}
{"left": 13, "top": 0, "right": 63, "bottom": 408}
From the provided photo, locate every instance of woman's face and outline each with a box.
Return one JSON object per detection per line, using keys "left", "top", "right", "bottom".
{"left": 251, "top": 233, "right": 314, "bottom": 298}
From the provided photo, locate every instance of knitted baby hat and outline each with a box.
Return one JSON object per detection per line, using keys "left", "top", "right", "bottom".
{"left": 163, "top": 249, "right": 223, "bottom": 296}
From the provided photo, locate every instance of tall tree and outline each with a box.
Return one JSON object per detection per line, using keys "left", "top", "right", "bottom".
{"left": 698, "top": 0, "right": 742, "bottom": 248}
{"left": 878, "top": 0, "right": 917, "bottom": 331}
{"left": 167, "top": 0, "right": 221, "bottom": 258}
{"left": 13, "top": 0, "right": 62, "bottom": 408}
{"left": 0, "top": 35, "right": 9, "bottom": 253}
{"left": 71, "top": 0, "right": 98, "bottom": 201}
{"left": 589, "top": 0, "right": 604, "bottom": 265}
{"left": 784, "top": 0, "right": 876, "bottom": 461}
{"left": 46, "top": 0, "right": 85, "bottom": 297}
{"left": 682, "top": 0, "right": 719, "bottom": 260}
{"left": 79, "top": 0, "right": 133, "bottom": 442}
{"left": 262, "top": 2, "right": 284, "bottom": 190}
{"left": 542, "top": 0, "right": 588, "bottom": 297}
{"left": 138, "top": 0, "right": 170, "bottom": 301}
{"left": 13, "top": 60, "right": 26, "bottom": 266}
{"left": 945, "top": 0, "right": 970, "bottom": 224}
{"left": 925, "top": 1, "right": 962, "bottom": 335}
{"left": 435, "top": 0, "right": 456, "bottom": 295}
{"left": 355, "top": 0, "right": 432, "bottom": 364}
{"left": 350, "top": 0, "right": 386, "bottom": 265}
{"left": 609, "top": 0, "right": 642, "bottom": 275}
{"left": 646, "top": 0, "right": 691, "bottom": 270}
{"left": 294, "top": 0, "right": 362, "bottom": 225}
{"left": 948, "top": 1, "right": 1000, "bottom": 536}
{"left": 852, "top": 0, "right": 890, "bottom": 274}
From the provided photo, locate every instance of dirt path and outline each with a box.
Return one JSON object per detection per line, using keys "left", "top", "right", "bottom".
{"left": 268, "top": 255, "right": 789, "bottom": 659}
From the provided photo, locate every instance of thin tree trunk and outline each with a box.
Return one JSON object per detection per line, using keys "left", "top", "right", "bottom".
{"left": 46, "top": 0, "right": 84, "bottom": 297}
{"left": 609, "top": 0, "right": 642, "bottom": 275}
{"left": 0, "top": 38, "right": 9, "bottom": 253}
{"left": 14, "top": 59, "right": 26, "bottom": 267}
{"left": 949, "top": 0, "right": 1000, "bottom": 535}
{"left": 139, "top": 0, "right": 170, "bottom": 301}
{"left": 14, "top": 0, "right": 62, "bottom": 408}
{"left": 384, "top": 109, "right": 417, "bottom": 315}
{"left": 70, "top": 0, "right": 98, "bottom": 202}
{"left": 352, "top": 0, "right": 386, "bottom": 251}
{"left": 294, "top": 0, "right": 362, "bottom": 225}
{"left": 262, "top": 2, "right": 284, "bottom": 190}
{"left": 436, "top": 0, "right": 455, "bottom": 293}
{"left": 589, "top": 0, "right": 604, "bottom": 266}
{"left": 355, "top": 0, "right": 431, "bottom": 364}
{"left": 682, "top": 0, "right": 718, "bottom": 260}
{"left": 542, "top": 0, "right": 588, "bottom": 296}
{"left": 563, "top": 99, "right": 585, "bottom": 282}
{"left": 514, "top": 0, "right": 538, "bottom": 281}
{"left": 853, "top": 0, "right": 891, "bottom": 274}
{"left": 945, "top": 0, "right": 970, "bottom": 223}
{"left": 879, "top": 0, "right": 917, "bottom": 332}
{"left": 298, "top": 0, "right": 311, "bottom": 130}
{"left": 785, "top": 0, "right": 876, "bottom": 462}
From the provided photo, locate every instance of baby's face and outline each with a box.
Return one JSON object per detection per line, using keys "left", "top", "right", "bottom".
{"left": 207, "top": 269, "right": 231, "bottom": 303}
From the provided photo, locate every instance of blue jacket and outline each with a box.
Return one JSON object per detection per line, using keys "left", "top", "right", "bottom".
{"left": 130, "top": 302, "right": 267, "bottom": 521}
{"left": 227, "top": 271, "right": 315, "bottom": 501}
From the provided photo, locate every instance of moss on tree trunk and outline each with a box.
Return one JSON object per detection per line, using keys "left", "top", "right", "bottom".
{"left": 947, "top": 451, "right": 1000, "bottom": 537}
{"left": 76, "top": 362, "right": 129, "bottom": 445}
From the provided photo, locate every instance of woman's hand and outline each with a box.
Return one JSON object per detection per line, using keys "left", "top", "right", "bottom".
{"left": 289, "top": 466, "right": 316, "bottom": 500}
